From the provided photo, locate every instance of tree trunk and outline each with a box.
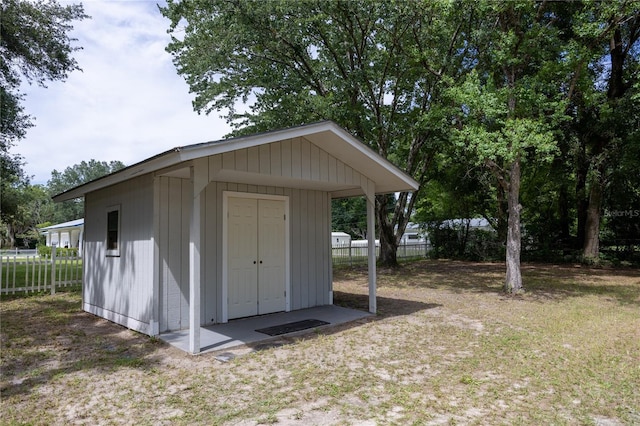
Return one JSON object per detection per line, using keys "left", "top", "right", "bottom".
{"left": 558, "top": 184, "right": 570, "bottom": 244}
{"left": 6, "top": 223, "right": 17, "bottom": 249}
{"left": 378, "top": 232, "right": 397, "bottom": 266}
{"left": 496, "top": 184, "right": 508, "bottom": 244}
{"left": 575, "top": 135, "right": 589, "bottom": 249}
{"left": 504, "top": 158, "right": 523, "bottom": 293}
{"left": 376, "top": 195, "right": 398, "bottom": 267}
{"left": 581, "top": 24, "right": 633, "bottom": 260}
{"left": 583, "top": 176, "right": 603, "bottom": 259}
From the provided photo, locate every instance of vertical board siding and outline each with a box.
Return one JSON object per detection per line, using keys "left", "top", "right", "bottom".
{"left": 158, "top": 136, "right": 353, "bottom": 328}
{"left": 202, "top": 181, "right": 219, "bottom": 325}
{"left": 157, "top": 176, "right": 191, "bottom": 332}
{"left": 291, "top": 138, "right": 302, "bottom": 178}
{"left": 85, "top": 134, "right": 360, "bottom": 335}
{"left": 298, "top": 189, "right": 310, "bottom": 309}
{"left": 281, "top": 139, "right": 292, "bottom": 177}
{"left": 84, "top": 174, "right": 154, "bottom": 333}
{"left": 159, "top": 178, "right": 169, "bottom": 331}
{"left": 166, "top": 178, "right": 182, "bottom": 331}
{"left": 270, "top": 143, "right": 281, "bottom": 175}
{"left": 259, "top": 144, "right": 271, "bottom": 174}
{"left": 248, "top": 146, "right": 260, "bottom": 173}
{"left": 315, "top": 191, "right": 324, "bottom": 305}
{"left": 180, "top": 179, "right": 191, "bottom": 329}
{"left": 197, "top": 180, "right": 330, "bottom": 325}
{"left": 289, "top": 188, "right": 301, "bottom": 311}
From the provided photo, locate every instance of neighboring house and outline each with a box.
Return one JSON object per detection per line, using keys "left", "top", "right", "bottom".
{"left": 40, "top": 218, "right": 84, "bottom": 253}
{"left": 53, "top": 121, "right": 418, "bottom": 353}
{"left": 400, "top": 222, "right": 426, "bottom": 245}
{"left": 439, "top": 218, "right": 493, "bottom": 231}
{"left": 331, "top": 232, "right": 351, "bottom": 247}
{"left": 351, "top": 239, "right": 380, "bottom": 248}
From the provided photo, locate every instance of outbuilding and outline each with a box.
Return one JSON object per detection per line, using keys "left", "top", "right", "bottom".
{"left": 331, "top": 232, "right": 352, "bottom": 247}
{"left": 53, "top": 121, "right": 418, "bottom": 353}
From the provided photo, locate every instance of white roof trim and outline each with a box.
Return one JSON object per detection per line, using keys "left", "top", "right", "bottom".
{"left": 40, "top": 218, "right": 84, "bottom": 231}
{"left": 53, "top": 121, "right": 419, "bottom": 202}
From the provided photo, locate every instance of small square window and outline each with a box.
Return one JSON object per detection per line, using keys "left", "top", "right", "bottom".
{"left": 106, "top": 206, "right": 120, "bottom": 257}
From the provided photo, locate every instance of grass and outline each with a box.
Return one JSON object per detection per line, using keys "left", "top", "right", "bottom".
{"left": 1, "top": 258, "right": 82, "bottom": 296}
{"left": 1, "top": 259, "right": 639, "bottom": 425}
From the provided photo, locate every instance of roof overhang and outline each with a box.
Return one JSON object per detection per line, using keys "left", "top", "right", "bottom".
{"left": 53, "top": 121, "right": 419, "bottom": 202}
{"left": 39, "top": 218, "right": 84, "bottom": 231}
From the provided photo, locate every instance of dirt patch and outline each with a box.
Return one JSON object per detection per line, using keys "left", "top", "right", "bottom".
{"left": 2, "top": 260, "right": 639, "bottom": 425}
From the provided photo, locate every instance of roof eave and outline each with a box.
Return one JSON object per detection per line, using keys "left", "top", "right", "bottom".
{"left": 52, "top": 148, "right": 182, "bottom": 202}
{"left": 52, "top": 121, "right": 419, "bottom": 202}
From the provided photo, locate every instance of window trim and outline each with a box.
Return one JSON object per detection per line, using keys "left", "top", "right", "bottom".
{"left": 106, "top": 205, "right": 121, "bottom": 257}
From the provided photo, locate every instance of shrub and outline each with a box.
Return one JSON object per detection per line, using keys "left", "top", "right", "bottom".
{"left": 37, "top": 245, "right": 78, "bottom": 258}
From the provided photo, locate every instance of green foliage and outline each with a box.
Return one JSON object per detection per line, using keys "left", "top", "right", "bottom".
{"left": 332, "top": 198, "right": 367, "bottom": 239}
{"left": 426, "top": 222, "right": 503, "bottom": 261}
{"left": 161, "top": 0, "right": 472, "bottom": 265}
{"left": 0, "top": 0, "right": 88, "bottom": 151}
{"left": 47, "top": 160, "right": 126, "bottom": 197}
{"left": 37, "top": 244, "right": 51, "bottom": 258}
{"left": 1, "top": 159, "right": 123, "bottom": 248}
{"left": 0, "top": 0, "right": 88, "bottom": 248}
{"left": 1, "top": 183, "right": 53, "bottom": 248}
{"left": 36, "top": 245, "right": 78, "bottom": 259}
{"left": 161, "top": 0, "right": 640, "bottom": 266}
{"left": 47, "top": 160, "right": 125, "bottom": 223}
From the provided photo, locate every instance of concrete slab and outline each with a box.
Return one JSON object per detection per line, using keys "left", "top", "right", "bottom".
{"left": 159, "top": 305, "right": 372, "bottom": 354}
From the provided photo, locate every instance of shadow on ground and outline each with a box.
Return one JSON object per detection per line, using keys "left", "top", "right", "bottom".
{"left": 2, "top": 259, "right": 638, "bottom": 396}
{"left": 239, "top": 294, "right": 442, "bottom": 355}
{"left": 335, "top": 259, "right": 640, "bottom": 306}
{"left": 0, "top": 292, "right": 165, "bottom": 398}
{"left": 333, "top": 291, "right": 441, "bottom": 318}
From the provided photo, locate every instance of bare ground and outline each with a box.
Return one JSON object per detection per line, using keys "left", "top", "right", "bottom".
{"left": 1, "top": 260, "right": 639, "bottom": 425}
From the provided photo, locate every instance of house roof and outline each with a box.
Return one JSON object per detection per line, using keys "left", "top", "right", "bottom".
{"left": 331, "top": 232, "right": 351, "bottom": 237}
{"left": 39, "top": 218, "right": 84, "bottom": 231}
{"left": 441, "top": 218, "right": 492, "bottom": 229}
{"left": 53, "top": 121, "right": 419, "bottom": 202}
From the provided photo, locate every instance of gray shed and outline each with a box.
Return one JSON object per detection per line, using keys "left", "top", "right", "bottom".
{"left": 54, "top": 121, "right": 419, "bottom": 353}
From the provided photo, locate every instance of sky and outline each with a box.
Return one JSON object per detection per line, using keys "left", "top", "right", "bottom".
{"left": 14, "top": 0, "right": 233, "bottom": 185}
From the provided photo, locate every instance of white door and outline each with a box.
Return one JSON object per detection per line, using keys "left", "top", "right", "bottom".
{"left": 227, "top": 196, "right": 287, "bottom": 319}
{"left": 257, "top": 199, "right": 286, "bottom": 315}
{"left": 227, "top": 197, "right": 259, "bottom": 319}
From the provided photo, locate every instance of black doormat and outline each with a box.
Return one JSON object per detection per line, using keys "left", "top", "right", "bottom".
{"left": 255, "top": 319, "right": 329, "bottom": 336}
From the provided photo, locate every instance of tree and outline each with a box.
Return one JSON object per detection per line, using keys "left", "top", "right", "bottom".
{"left": 8, "top": 185, "right": 52, "bottom": 248}
{"left": 47, "top": 160, "right": 125, "bottom": 223}
{"left": 0, "top": 0, "right": 87, "bottom": 144}
{"left": 566, "top": 2, "right": 640, "bottom": 260}
{"left": 1, "top": 160, "right": 125, "bottom": 248}
{"left": 0, "top": 0, "right": 87, "bottom": 244}
{"left": 449, "top": 1, "right": 568, "bottom": 292}
{"left": 161, "top": 0, "right": 471, "bottom": 266}
{"left": 332, "top": 198, "right": 367, "bottom": 239}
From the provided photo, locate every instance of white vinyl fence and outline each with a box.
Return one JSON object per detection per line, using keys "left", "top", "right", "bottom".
{"left": 0, "top": 246, "right": 82, "bottom": 295}
{"left": 332, "top": 241, "right": 430, "bottom": 266}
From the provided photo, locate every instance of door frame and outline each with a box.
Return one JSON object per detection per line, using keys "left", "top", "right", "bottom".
{"left": 221, "top": 191, "right": 290, "bottom": 323}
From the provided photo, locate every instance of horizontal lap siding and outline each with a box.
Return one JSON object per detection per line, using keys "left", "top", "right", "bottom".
{"left": 84, "top": 174, "right": 154, "bottom": 333}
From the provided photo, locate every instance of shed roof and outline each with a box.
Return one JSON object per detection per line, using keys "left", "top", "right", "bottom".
{"left": 53, "top": 121, "right": 419, "bottom": 202}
